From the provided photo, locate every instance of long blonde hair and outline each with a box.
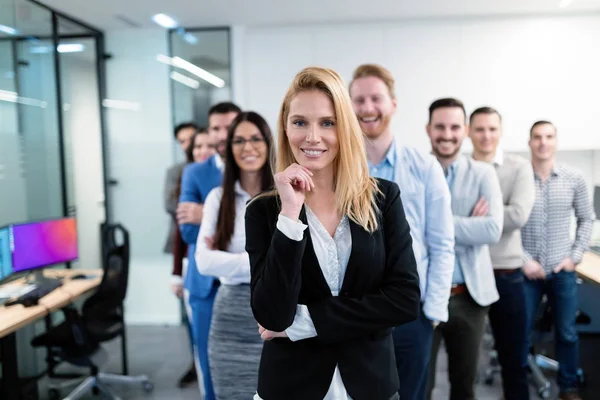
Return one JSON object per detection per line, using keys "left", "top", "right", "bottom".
{"left": 276, "top": 66, "right": 381, "bottom": 232}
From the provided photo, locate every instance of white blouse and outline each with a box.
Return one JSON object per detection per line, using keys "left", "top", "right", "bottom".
{"left": 195, "top": 181, "right": 251, "bottom": 285}
{"left": 254, "top": 206, "right": 353, "bottom": 400}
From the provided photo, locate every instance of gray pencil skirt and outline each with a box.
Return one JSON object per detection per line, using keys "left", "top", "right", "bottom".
{"left": 208, "top": 283, "right": 263, "bottom": 400}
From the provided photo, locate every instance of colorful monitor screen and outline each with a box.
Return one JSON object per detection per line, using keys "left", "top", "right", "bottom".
{"left": 0, "top": 226, "right": 12, "bottom": 280}
{"left": 11, "top": 217, "right": 78, "bottom": 273}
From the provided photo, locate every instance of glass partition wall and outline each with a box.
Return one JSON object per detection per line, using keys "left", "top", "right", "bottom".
{"left": 168, "top": 27, "right": 232, "bottom": 162}
{"left": 0, "top": 0, "right": 106, "bottom": 231}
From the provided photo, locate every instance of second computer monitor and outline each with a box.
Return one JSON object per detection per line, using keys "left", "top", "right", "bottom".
{"left": 11, "top": 217, "right": 78, "bottom": 273}
{"left": 0, "top": 226, "right": 12, "bottom": 281}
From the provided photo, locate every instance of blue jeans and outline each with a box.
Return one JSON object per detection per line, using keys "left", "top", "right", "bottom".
{"left": 393, "top": 305, "right": 434, "bottom": 400}
{"left": 488, "top": 269, "right": 529, "bottom": 400}
{"left": 524, "top": 270, "right": 579, "bottom": 393}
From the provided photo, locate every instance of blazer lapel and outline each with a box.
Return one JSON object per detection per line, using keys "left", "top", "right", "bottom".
{"left": 340, "top": 220, "right": 371, "bottom": 292}
{"left": 298, "top": 207, "right": 332, "bottom": 296}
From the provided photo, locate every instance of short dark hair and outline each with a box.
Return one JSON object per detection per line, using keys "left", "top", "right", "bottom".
{"left": 173, "top": 122, "right": 199, "bottom": 139}
{"left": 530, "top": 120, "right": 556, "bottom": 138}
{"left": 208, "top": 102, "right": 242, "bottom": 117}
{"left": 470, "top": 106, "right": 502, "bottom": 124}
{"left": 428, "top": 98, "right": 466, "bottom": 123}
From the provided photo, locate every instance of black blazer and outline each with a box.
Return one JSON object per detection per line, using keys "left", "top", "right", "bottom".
{"left": 245, "top": 178, "right": 421, "bottom": 400}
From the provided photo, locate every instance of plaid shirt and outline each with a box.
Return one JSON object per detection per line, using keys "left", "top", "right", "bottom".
{"left": 522, "top": 164, "right": 596, "bottom": 273}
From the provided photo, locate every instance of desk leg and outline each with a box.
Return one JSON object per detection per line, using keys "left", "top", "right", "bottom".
{"left": 0, "top": 332, "right": 19, "bottom": 400}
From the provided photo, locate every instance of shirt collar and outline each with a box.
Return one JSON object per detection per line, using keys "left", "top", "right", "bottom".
{"left": 234, "top": 180, "right": 247, "bottom": 196}
{"left": 384, "top": 139, "right": 397, "bottom": 167}
{"left": 214, "top": 154, "right": 224, "bottom": 171}
{"left": 492, "top": 149, "right": 504, "bottom": 166}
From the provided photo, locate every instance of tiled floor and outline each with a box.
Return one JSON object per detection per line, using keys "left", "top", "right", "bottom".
{"left": 37, "top": 325, "right": 554, "bottom": 400}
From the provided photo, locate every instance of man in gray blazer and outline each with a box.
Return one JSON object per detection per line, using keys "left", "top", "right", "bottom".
{"left": 470, "top": 107, "right": 534, "bottom": 400}
{"left": 162, "top": 121, "right": 199, "bottom": 387}
{"left": 425, "top": 98, "right": 503, "bottom": 400}
{"left": 163, "top": 122, "right": 199, "bottom": 254}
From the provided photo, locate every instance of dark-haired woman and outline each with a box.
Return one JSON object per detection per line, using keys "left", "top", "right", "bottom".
{"left": 195, "top": 111, "right": 274, "bottom": 399}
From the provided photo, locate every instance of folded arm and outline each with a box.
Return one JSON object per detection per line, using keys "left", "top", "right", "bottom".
{"left": 196, "top": 188, "right": 249, "bottom": 278}
{"left": 178, "top": 165, "right": 201, "bottom": 244}
{"left": 454, "top": 166, "right": 504, "bottom": 246}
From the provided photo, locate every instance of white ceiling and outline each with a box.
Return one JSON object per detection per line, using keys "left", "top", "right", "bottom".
{"left": 37, "top": 0, "right": 600, "bottom": 31}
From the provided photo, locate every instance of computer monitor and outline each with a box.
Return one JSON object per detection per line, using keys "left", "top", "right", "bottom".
{"left": 11, "top": 217, "right": 78, "bottom": 283}
{"left": 594, "top": 186, "right": 600, "bottom": 220}
{"left": 0, "top": 225, "right": 12, "bottom": 281}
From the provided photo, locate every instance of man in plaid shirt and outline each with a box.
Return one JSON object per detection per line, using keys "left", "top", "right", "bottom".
{"left": 521, "top": 121, "right": 596, "bottom": 400}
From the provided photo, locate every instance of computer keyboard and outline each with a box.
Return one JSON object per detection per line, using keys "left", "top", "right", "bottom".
{"left": 5, "top": 280, "right": 63, "bottom": 307}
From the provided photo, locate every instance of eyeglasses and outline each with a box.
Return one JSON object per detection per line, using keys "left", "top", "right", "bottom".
{"left": 231, "top": 136, "right": 266, "bottom": 148}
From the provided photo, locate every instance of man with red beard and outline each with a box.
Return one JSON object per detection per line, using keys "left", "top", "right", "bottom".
{"left": 424, "top": 98, "right": 503, "bottom": 400}
{"left": 350, "top": 64, "right": 455, "bottom": 400}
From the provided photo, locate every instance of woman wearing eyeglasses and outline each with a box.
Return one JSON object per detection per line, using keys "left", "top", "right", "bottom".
{"left": 195, "top": 111, "right": 274, "bottom": 400}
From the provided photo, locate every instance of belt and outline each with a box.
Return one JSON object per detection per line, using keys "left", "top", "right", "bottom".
{"left": 450, "top": 284, "right": 467, "bottom": 296}
{"left": 494, "top": 268, "right": 520, "bottom": 277}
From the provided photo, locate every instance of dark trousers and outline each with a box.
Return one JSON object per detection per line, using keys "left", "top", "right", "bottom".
{"left": 524, "top": 270, "right": 580, "bottom": 393}
{"left": 393, "top": 305, "right": 434, "bottom": 400}
{"left": 488, "top": 269, "right": 530, "bottom": 400}
{"left": 427, "top": 292, "right": 489, "bottom": 400}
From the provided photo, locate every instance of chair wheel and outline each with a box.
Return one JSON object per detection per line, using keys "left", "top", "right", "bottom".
{"left": 484, "top": 375, "right": 494, "bottom": 386}
{"left": 538, "top": 387, "right": 551, "bottom": 399}
{"left": 142, "top": 380, "right": 154, "bottom": 392}
{"left": 48, "top": 388, "right": 61, "bottom": 400}
{"left": 577, "top": 369, "right": 586, "bottom": 387}
{"left": 92, "top": 385, "right": 101, "bottom": 395}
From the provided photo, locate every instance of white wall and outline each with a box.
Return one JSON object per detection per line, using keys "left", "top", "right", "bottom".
{"left": 232, "top": 14, "right": 600, "bottom": 153}
{"left": 104, "top": 28, "right": 180, "bottom": 325}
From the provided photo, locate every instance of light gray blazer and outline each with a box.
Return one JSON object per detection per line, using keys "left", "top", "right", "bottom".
{"left": 450, "top": 155, "right": 502, "bottom": 307}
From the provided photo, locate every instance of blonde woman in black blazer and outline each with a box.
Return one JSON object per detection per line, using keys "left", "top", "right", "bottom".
{"left": 245, "top": 66, "right": 421, "bottom": 400}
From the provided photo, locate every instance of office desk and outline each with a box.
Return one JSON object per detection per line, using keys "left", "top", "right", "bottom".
{"left": 577, "top": 252, "right": 600, "bottom": 285}
{"left": 0, "top": 269, "right": 102, "bottom": 400}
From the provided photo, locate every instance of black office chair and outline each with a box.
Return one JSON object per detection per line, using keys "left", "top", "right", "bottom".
{"left": 482, "top": 293, "right": 589, "bottom": 399}
{"left": 31, "top": 223, "right": 153, "bottom": 400}
{"left": 528, "top": 294, "right": 588, "bottom": 399}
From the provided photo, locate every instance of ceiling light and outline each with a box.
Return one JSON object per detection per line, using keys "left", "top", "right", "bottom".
{"left": 172, "top": 57, "right": 225, "bottom": 88}
{"left": 102, "top": 99, "right": 141, "bottom": 111}
{"left": 0, "top": 24, "right": 18, "bottom": 35}
{"left": 559, "top": 0, "right": 575, "bottom": 7}
{"left": 155, "top": 54, "right": 173, "bottom": 65}
{"left": 170, "top": 71, "right": 200, "bottom": 89}
{"left": 183, "top": 33, "right": 198, "bottom": 45}
{"left": 152, "top": 13, "right": 178, "bottom": 29}
{"left": 58, "top": 43, "right": 85, "bottom": 53}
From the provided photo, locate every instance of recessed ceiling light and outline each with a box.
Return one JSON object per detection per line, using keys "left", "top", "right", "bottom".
{"left": 0, "top": 24, "right": 18, "bottom": 35}
{"left": 152, "top": 13, "right": 178, "bottom": 29}
{"left": 58, "top": 44, "right": 85, "bottom": 53}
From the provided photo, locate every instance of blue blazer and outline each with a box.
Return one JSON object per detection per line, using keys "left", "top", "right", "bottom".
{"left": 179, "top": 155, "right": 223, "bottom": 298}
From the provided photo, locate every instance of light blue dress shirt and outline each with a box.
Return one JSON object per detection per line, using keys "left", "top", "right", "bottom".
{"left": 444, "top": 162, "right": 465, "bottom": 285}
{"left": 369, "top": 140, "right": 455, "bottom": 323}
{"left": 368, "top": 140, "right": 396, "bottom": 181}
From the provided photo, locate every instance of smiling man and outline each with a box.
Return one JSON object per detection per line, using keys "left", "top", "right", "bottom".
{"left": 424, "top": 98, "right": 503, "bottom": 400}
{"left": 350, "top": 64, "right": 455, "bottom": 400}
{"left": 469, "top": 107, "right": 534, "bottom": 400}
{"left": 521, "top": 121, "right": 595, "bottom": 400}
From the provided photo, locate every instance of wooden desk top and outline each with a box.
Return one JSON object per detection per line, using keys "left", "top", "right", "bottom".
{"left": 577, "top": 252, "right": 600, "bottom": 285}
{"left": 0, "top": 269, "right": 103, "bottom": 338}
